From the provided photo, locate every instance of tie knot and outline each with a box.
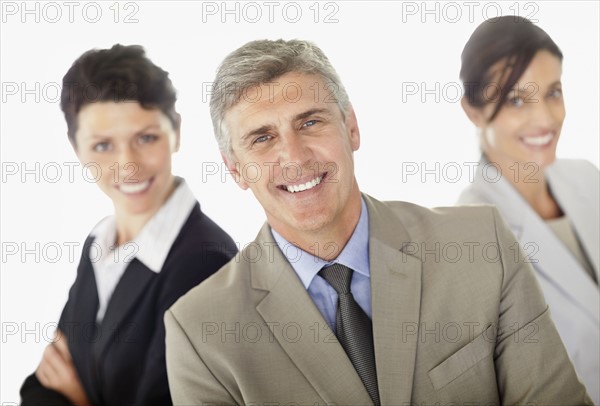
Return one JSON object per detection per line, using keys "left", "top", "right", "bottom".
{"left": 319, "top": 263, "right": 353, "bottom": 294}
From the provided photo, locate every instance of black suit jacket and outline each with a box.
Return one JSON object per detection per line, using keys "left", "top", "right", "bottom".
{"left": 21, "top": 203, "right": 237, "bottom": 405}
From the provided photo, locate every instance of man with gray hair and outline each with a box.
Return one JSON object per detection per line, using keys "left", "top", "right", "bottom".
{"left": 165, "top": 39, "right": 591, "bottom": 404}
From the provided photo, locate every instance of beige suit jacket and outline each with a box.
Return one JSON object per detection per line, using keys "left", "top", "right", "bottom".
{"left": 165, "top": 195, "right": 592, "bottom": 405}
{"left": 458, "top": 158, "right": 600, "bottom": 403}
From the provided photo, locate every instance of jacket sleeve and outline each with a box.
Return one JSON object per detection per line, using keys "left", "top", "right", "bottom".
{"left": 165, "top": 308, "right": 238, "bottom": 405}
{"left": 20, "top": 237, "right": 96, "bottom": 406}
{"left": 491, "top": 207, "right": 593, "bottom": 404}
{"left": 20, "top": 373, "right": 73, "bottom": 406}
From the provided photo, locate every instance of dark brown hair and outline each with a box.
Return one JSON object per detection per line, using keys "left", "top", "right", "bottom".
{"left": 60, "top": 44, "right": 178, "bottom": 144}
{"left": 460, "top": 16, "right": 563, "bottom": 121}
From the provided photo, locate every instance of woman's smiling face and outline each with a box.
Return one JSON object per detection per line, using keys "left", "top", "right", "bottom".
{"left": 74, "top": 101, "right": 179, "bottom": 217}
{"left": 470, "top": 50, "right": 565, "bottom": 170}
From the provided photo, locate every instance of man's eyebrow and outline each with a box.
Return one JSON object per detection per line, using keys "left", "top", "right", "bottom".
{"left": 294, "top": 108, "right": 330, "bottom": 122}
{"left": 239, "top": 109, "right": 331, "bottom": 144}
{"left": 240, "top": 125, "right": 274, "bottom": 144}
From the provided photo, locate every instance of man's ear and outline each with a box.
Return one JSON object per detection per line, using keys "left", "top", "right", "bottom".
{"left": 461, "top": 97, "right": 486, "bottom": 128}
{"left": 345, "top": 105, "right": 360, "bottom": 151}
{"left": 221, "top": 151, "right": 249, "bottom": 190}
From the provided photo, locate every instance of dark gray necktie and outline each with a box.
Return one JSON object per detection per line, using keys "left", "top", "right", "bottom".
{"left": 319, "top": 263, "right": 380, "bottom": 405}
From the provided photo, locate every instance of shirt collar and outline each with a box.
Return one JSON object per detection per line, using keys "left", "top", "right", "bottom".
{"left": 271, "top": 197, "right": 370, "bottom": 289}
{"left": 90, "top": 177, "right": 197, "bottom": 273}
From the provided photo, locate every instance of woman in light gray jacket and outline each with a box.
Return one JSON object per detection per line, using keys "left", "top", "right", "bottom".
{"left": 457, "top": 16, "right": 599, "bottom": 402}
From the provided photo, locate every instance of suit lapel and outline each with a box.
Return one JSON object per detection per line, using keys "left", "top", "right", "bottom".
{"left": 547, "top": 164, "right": 600, "bottom": 279}
{"left": 365, "top": 195, "right": 422, "bottom": 404}
{"left": 471, "top": 162, "right": 599, "bottom": 323}
{"left": 66, "top": 237, "right": 100, "bottom": 331}
{"left": 519, "top": 212, "right": 599, "bottom": 322}
{"left": 252, "top": 224, "right": 374, "bottom": 405}
{"left": 94, "top": 258, "right": 155, "bottom": 358}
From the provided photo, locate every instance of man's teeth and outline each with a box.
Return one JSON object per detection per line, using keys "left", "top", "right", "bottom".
{"left": 119, "top": 180, "right": 150, "bottom": 194}
{"left": 285, "top": 176, "right": 322, "bottom": 193}
{"left": 522, "top": 133, "right": 553, "bottom": 146}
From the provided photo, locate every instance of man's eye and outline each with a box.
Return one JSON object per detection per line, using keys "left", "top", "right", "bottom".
{"left": 303, "top": 120, "right": 318, "bottom": 128}
{"left": 139, "top": 134, "right": 158, "bottom": 144}
{"left": 93, "top": 142, "right": 111, "bottom": 152}
{"left": 254, "top": 135, "right": 271, "bottom": 144}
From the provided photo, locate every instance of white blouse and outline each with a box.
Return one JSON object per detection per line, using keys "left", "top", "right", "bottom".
{"left": 546, "top": 216, "right": 597, "bottom": 283}
{"left": 89, "top": 178, "right": 196, "bottom": 322}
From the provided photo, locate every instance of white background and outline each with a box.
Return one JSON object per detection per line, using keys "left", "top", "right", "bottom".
{"left": 1, "top": 0, "right": 598, "bottom": 402}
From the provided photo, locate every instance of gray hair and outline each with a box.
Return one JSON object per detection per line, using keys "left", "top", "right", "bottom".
{"left": 209, "top": 39, "right": 351, "bottom": 157}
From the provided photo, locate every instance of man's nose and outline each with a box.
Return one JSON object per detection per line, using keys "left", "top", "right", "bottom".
{"left": 277, "top": 130, "right": 312, "bottom": 168}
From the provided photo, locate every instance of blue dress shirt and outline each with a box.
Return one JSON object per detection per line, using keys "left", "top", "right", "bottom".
{"left": 271, "top": 198, "right": 371, "bottom": 332}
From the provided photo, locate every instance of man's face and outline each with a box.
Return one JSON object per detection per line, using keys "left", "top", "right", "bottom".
{"left": 223, "top": 72, "right": 361, "bottom": 243}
